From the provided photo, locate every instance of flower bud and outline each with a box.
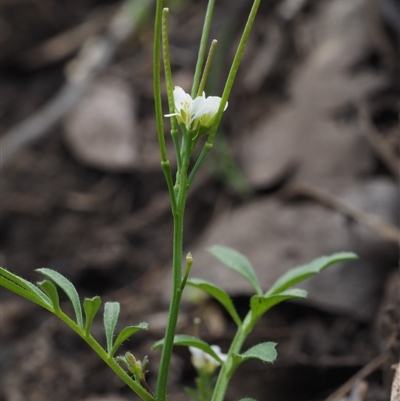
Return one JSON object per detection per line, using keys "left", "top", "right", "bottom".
{"left": 125, "top": 352, "right": 143, "bottom": 378}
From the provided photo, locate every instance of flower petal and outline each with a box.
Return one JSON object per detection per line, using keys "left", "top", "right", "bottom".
{"left": 164, "top": 87, "right": 227, "bottom": 131}
{"left": 210, "top": 345, "right": 228, "bottom": 362}
{"left": 173, "top": 86, "right": 193, "bottom": 111}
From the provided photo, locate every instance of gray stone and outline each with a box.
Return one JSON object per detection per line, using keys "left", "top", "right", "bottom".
{"left": 64, "top": 77, "right": 138, "bottom": 172}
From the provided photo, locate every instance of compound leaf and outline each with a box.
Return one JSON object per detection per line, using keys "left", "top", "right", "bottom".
{"left": 0, "top": 268, "right": 51, "bottom": 309}
{"left": 37, "top": 268, "right": 83, "bottom": 328}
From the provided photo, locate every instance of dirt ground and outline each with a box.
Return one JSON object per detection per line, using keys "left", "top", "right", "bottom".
{"left": 1, "top": 0, "right": 399, "bottom": 400}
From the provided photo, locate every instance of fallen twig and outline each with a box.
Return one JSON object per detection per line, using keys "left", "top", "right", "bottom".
{"left": 392, "top": 363, "right": 400, "bottom": 401}
{"left": 324, "top": 352, "right": 389, "bottom": 401}
{"left": 359, "top": 101, "right": 400, "bottom": 180}
{"left": 347, "top": 380, "right": 369, "bottom": 401}
{"left": 15, "top": 4, "right": 118, "bottom": 69}
{"left": 284, "top": 183, "right": 400, "bottom": 246}
{"left": 363, "top": 0, "right": 400, "bottom": 73}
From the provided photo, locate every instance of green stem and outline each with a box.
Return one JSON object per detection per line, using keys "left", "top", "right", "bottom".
{"left": 161, "top": 160, "right": 177, "bottom": 215}
{"left": 208, "top": 0, "right": 261, "bottom": 144}
{"left": 154, "top": 0, "right": 263, "bottom": 399}
{"left": 56, "top": 311, "right": 155, "bottom": 401}
{"left": 197, "top": 39, "right": 218, "bottom": 97}
{"left": 154, "top": 0, "right": 168, "bottom": 163}
{"left": 162, "top": 8, "right": 176, "bottom": 131}
{"left": 156, "top": 3, "right": 177, "bottom": 216}
{"left": 180, "top": 252, "right": 193, "bottom": 292}
{"left": 171, "top": 128, "right": 182, "bottom": 171}
{"left": 187, "top": 141, "right": 213, "bottom": 187}
{"left": 155, "top": 134, "right": 192, "bottom": 400}
{"left": 162, "top": 8, "right": 182, "bottom": 171}
{"left": 211, "top": 312, "right": 256, "bottom": 401}
{"left": 189, "top": 0, "right": 262, "bottom": 188}
{"left": 155, "top": 208, "right": 185, "bottom": 401}
{"left": 191, "top": 0, "right": 216, "bottom": 98}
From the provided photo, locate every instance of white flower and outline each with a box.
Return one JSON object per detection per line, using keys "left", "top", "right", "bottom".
{"left": 165, "top": 86, "right": 227, "bottom": 131}
{"left": 165, "top": 86, "right": 193, "bottom": 128}
{"left": 189, "top": 345, "right": 227, "bottom": 374}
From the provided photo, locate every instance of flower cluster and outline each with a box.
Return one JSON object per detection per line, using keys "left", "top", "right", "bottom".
{"left": 189, "top": 345, "right": 228, "bottom": 374}
{"left": 165, "top": 86, "right": 227, "bottom": 131}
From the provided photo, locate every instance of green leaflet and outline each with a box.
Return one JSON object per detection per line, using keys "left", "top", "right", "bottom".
{"left": 266, "top": 252, "right": 357, "bottom": 296}
{"left": 250, "top": 289, "right": 307, "bottom": 318}
{"left": 104, "top": 302, "right": 120, "bottom": 356}
{"left": 208, "top": 245, "right": 262, "bottom": 295}
{"left": 83, "top": 296, "right": 102, "bottom": 335}
{"left": 187, "top": 278, "right": 242, "bottom": 326}
{"left": 153, "top": 334, "right": 225, "bottom": 364}
{"left": 0, "top": 268, "right": 51, "bottom": 310}
{"left": 232, "top": 342, "right": 277, "bottom": 367}
{"left": 38, "top": 280, "right": 60, "bottom": 312}
{"left": 111, "top": 323, "right": 148, "bottom": 357}
{"left": 37, "top": 268, "right": 84, "bottom": 328}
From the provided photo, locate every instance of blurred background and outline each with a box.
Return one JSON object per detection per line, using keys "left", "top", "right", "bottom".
{"left": 0, "top": 0, "right": 399, "bottom": 400}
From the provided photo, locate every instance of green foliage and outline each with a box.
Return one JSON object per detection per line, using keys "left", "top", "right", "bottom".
{"left": 250, "top": 289, "right": 307, "bottom": 319}
{"left": 1, "top": 0, "right": 361, "bottom": 399}
{"left": 0, "top": 266, "right": 152, "bottom": 399}
{"left": 104, "top": 302, "right": 121, "bottom": 355}
{"left": 0, "top": 267, "right": 52, "bottom": 310}
{"left": 266, "top": 252, "right": 357, "bottom": 296}
{"left": 111, "top": 323, "right": 148, "bottom": 357}
{"left": 153, "top": 334, "right": 225, "bottom": 365}
{"left": 84, "top": 296, "right": 102, "bottom": 335}
{"left": 185, "top": 387, "right": 201, "bottom": 401}
{"left": 208, "top": 245, "right": 262, "bottom": 295}
{"left": 37, "top": 267, "right": 84, "bottom": 328}
{"left": 0, "top": 267, "right": 148, "bottom": 373}
{"left": 232, "top": 342, "right": 277, "bottom": 366}
{"left": 186, "top": 373, "right": 217, "bottom": 401}
{"left": 37, "top": 280, "right": 60, "bottom": 312}
{"left": 186, "top": 278, "right": 242, "bottom": 326}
